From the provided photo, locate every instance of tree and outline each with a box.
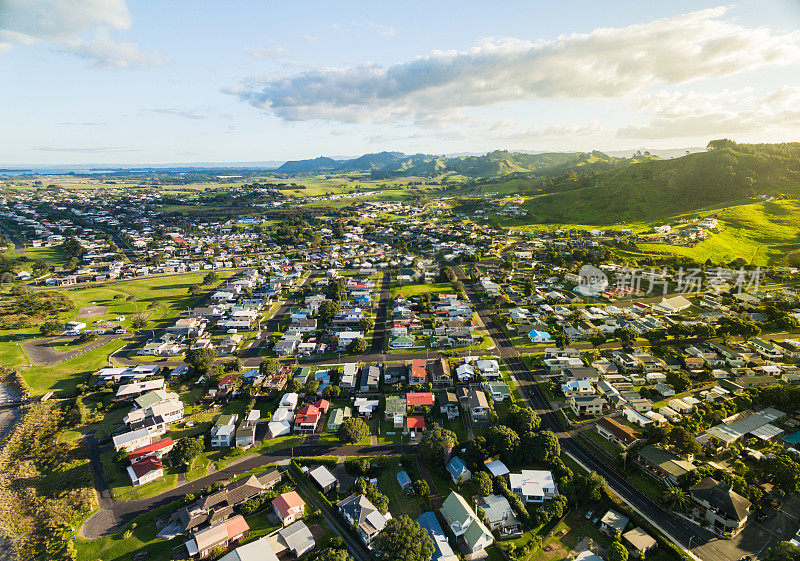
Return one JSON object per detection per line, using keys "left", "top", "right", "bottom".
{"left": 506, "top": 404, "right": 540, "bottom": 435}
{"left": 552, "top": 331, "right": 571, "bottom": 349}
{"left": 524, "top": 430, "right": 561, "bottom": 464}
{"left": 305, "top": 377, "right": 320, "bottom": 395}
{"left": 644, "top": 330, "right": 667, "bottom": 346}
{"left": 607, "top": 541, "right": 629, "bottom": 561}
{"left": 375, "top": 515, "right": 434, "bottom": 561}
{"left": 202, "top": 271, "right": 220, "bottom": 285}
{"left": 185, "top": 347, "right": 217, "bottom": 376}
{"left": 413, "top": 479, "right": 430, "bottom": 500}
{"left": 337, "top": 417, "right": 370, "bottom": 444}
{"left": 359, "top": 316, "right": 375, "bottom": 332}
{"left": 614, "top": 327, "right": 637, "bottom": 349}
{"left": 40, "top": 319, "right": 62, "bottom": 336}
{"left": 130, "top": 313, "right": 147, "bottom": 330}
{"left": 287, "top": 379, "right": 302, "bottom": 393}
{"left": 665, "top": 370, "right": 691, "bottom": 393}
{"left": 347, "top": 337, "right": 368, "bottom": 354}
{"left": 662, "top": 487, "right": 690, "bottom": 513}
{"left": 166, "top": 436, "right": 204, "bottom": 470}
{"left": 322, "top": 384, "right": 341, "bottom": 399}
{"left": 260, "top": 358, "right": 279, "bottom": 377}
{"left": 316, "top": 549, "right": 354, "bottom": 561}
{"left": 473, "top": 471, "right": 493, "bottom": 496}
{"left": 318, "top": 300, "right": 341, "bottom": 325}
{"left": 485, "top": 425, "right": 521, "bottom": 464}
{"left": 188, "top": 283, "right": 202, "bottom": 296}
{"left": 588, "top": 333, "right": 607, "bottom": 348}
{"left": 668, "top": 426, "right": 702, "bottom": 457}
{"left": 419, "top": 423, "right": 457, "bottom": 462}
{"left": 764, "top": 541, "right": 800, "bottom": 561}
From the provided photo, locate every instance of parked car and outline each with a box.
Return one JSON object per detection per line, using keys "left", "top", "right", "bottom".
{"left": 114, "top": 328, "right": 127, "bottom": 334}
{"left": 585, "top": 510, "right": 593, "bottom": 520}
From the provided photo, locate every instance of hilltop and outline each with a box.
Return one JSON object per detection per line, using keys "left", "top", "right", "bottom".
{"left": 518, "top": 140, "right": 800, "bottom": 224}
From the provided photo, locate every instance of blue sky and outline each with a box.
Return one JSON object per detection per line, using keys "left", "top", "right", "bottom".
{"left": 2, "top": 0, "right": 800, "bottom": 165}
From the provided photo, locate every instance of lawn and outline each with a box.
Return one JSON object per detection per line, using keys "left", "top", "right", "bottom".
{"left": 377, "top": 457, "right": 428, "bottom": 518}
{"left": 20, "top": 337, "right": 130, "bottom": 396}
{"left": 390, "top": 282, "right": 452, "bottom": 299}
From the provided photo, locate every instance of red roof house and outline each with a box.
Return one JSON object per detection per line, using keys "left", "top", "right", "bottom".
{"left": 126, "top": 456, "right": 164, "bottom": 486}
{"left": 406, "top": 392, "right": 434, "bottom": 408}
{"left": 405, "top": 416, "right": 426, "bottom": 433}
{"left": 128, "top": 437, "right": 174, "bottom": 464}
{"left": 272, "top": 490, "right": 306, "bottom": 526}
{"left": 410, "top": 359, "right": 428, "bottom": 384}
{"left": 293, "top": 405, "right": 320, "bottom": 433}
{"left": 313, "top": 399, "right": 330, "bottom": 413}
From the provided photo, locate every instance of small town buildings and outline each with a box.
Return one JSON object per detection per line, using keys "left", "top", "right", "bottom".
{"left": 417, "top": 512, "right": 459, "bottom": 561}
{"left": 126, "top": 456, "right": 164, "bottom": 486}
{"left": 211, "top": 414, "right": 239, "bottom": 447}
{"left": 309, "top": 465, "right": 339, "bottom": 494}
{"left": 184, "top": 515, "right": 250, "bottom": 559}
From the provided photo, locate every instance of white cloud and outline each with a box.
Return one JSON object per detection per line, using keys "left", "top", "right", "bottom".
{"left": 0, "top": 0, "right": 163, "bottom": 68}
{"left": 227, "top": 7, "right": 800, "bottom": 126}
{"left": 618, "top": 86, "right": 800, "bottom": 138}
{"left": 151, "top": 108, "right": 208, "bottom": 120}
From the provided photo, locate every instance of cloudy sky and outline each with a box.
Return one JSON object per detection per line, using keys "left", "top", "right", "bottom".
{"left": 2, "top": 0, "right": 800, "bottom": 165}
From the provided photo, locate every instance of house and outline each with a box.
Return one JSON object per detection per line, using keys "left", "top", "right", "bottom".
{"left": 211, "top": 414, "right": 239, "bottom": 447}
{"left": 235, "top": 410, "right": 259, "bottom": 449}
{"left": 475, "top": 359, "right": 500, "bottom": 379}
{"left": 654, "top": 295, "right": 692, "bottom": 314}
{"left": 309, "top": 465, "right": 339, "bottom": 494}
{"left": 477, "top": 494, "right": 520, "bottom": 535}
{"left": 439, "top": 492, "right": 493, "bottom": 554}
{"left": 509, "top": 470, "right": 558, "bottom": 503}
{"left": 406, "top": 392, "right": 434, "bottom": 410}
{"left": 599, "top": 509, "right": 629, "bottom": 537}
{"left": 437, "top": 390, "right": 459, "bottom": 419}
{"left": 429, "top": 358, "right": 453, "bottom": 386}
{"left": 128, "top": 437, "right": 174, "bottom": 464}
{"left": 409, "top": 359, "right": 428, "bottom": 385}
{"left": 327, "top": 406, "right": 352, "bottom": 432}
{"left": 293, "top": 405, "right": 320, "bottom": 434}
{"left": 749, "top": 338, "right": 782, "bottom": 359}
{"left": 126, "top": 456, "right": 164, "bottom": 486}
{"left": 447, "top": 456, "right": 471, "bottom": 485}
{"left": 405, "top": 416, "right": 425, "bottom": 435}
{"left": 623, "top": 527, "right": 657, "bottom": 558}
{"left": 338, "top": 494, "right": 390, "bottom": 546}
{"left": 184, "top": 515, "right": 250, "bottom": 559}
{"left": 390, "top": 335, "right": 415, "bottom": 349}
{"left": 561, "top": 380, "right": 594, "bottom": 397}
{"left": 596, "top": 417, "right": 643, "bottom": 449}
{"left": 217, "top": 536, "right": 279, "bottom": 561}
{"left": 397, "top": 470, "right": 413, "bottom": 494}
{"left": 278, "top": 521, "right": 316, "bottom": 557}
{"left": 340, "top": 363, "right": 358, "bottom": 390}
{"left": 416, "top": 512, "right": 459, "bottom": 561}
{"left": 485, "top": 459, "right": 510, "bottom": 478}
{"left": 384, "top": 395, "right": 406, "bottom": 428}
{"left": 690, "top": 477, "right": 751, "bottom": 536}
{"left": 467, "top": 389, "right": 490, "bottom": 421}
{"left": 636, "top": 445, "right": 696, "bottom": 486}
{"left": 112, "top": 428, "right": 153, "bottom": 452}
{"left": 528, "top": 329, "right": 553, "bottom": 344}
{"left": 569, "top": 395, "right": 605, "bottom": 417}
{"left": 272, "top": 491, "right": 306, "bottom": 526}
{"left": 484, "top": 381, "right": 511, "bottom": 403}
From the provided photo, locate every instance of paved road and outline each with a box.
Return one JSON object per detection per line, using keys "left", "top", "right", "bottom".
{"left": 369, "top": 271, "right": 390, "bottom": 356}
{"left": 23, "top": 333, "right": 127, "bottom": 366}
{"left": 454, "top": 267, "right": 722, "bottom": 560}
{"left": 81, "top": 441, "right": 412, "bottom": 538}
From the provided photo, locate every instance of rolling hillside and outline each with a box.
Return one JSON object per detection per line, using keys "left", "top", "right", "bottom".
{"left": 521, "top": 141, "right": 800, "bottom": 224}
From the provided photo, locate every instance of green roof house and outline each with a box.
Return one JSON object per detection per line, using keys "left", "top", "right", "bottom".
{"left": 439, "top": 492, "right": 493, "bottom": 554}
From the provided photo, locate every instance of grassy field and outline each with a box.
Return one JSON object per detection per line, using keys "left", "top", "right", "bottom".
{"left": 390, "top": 282, "right": 452, "bottom": 299}
{"left": 637, "top": 200, "right": 800, "bottom": 266}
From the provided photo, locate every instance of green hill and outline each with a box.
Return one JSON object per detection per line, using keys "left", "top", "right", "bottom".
{"left": 522, "top": 141, "right": 800, "bottom": 224}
